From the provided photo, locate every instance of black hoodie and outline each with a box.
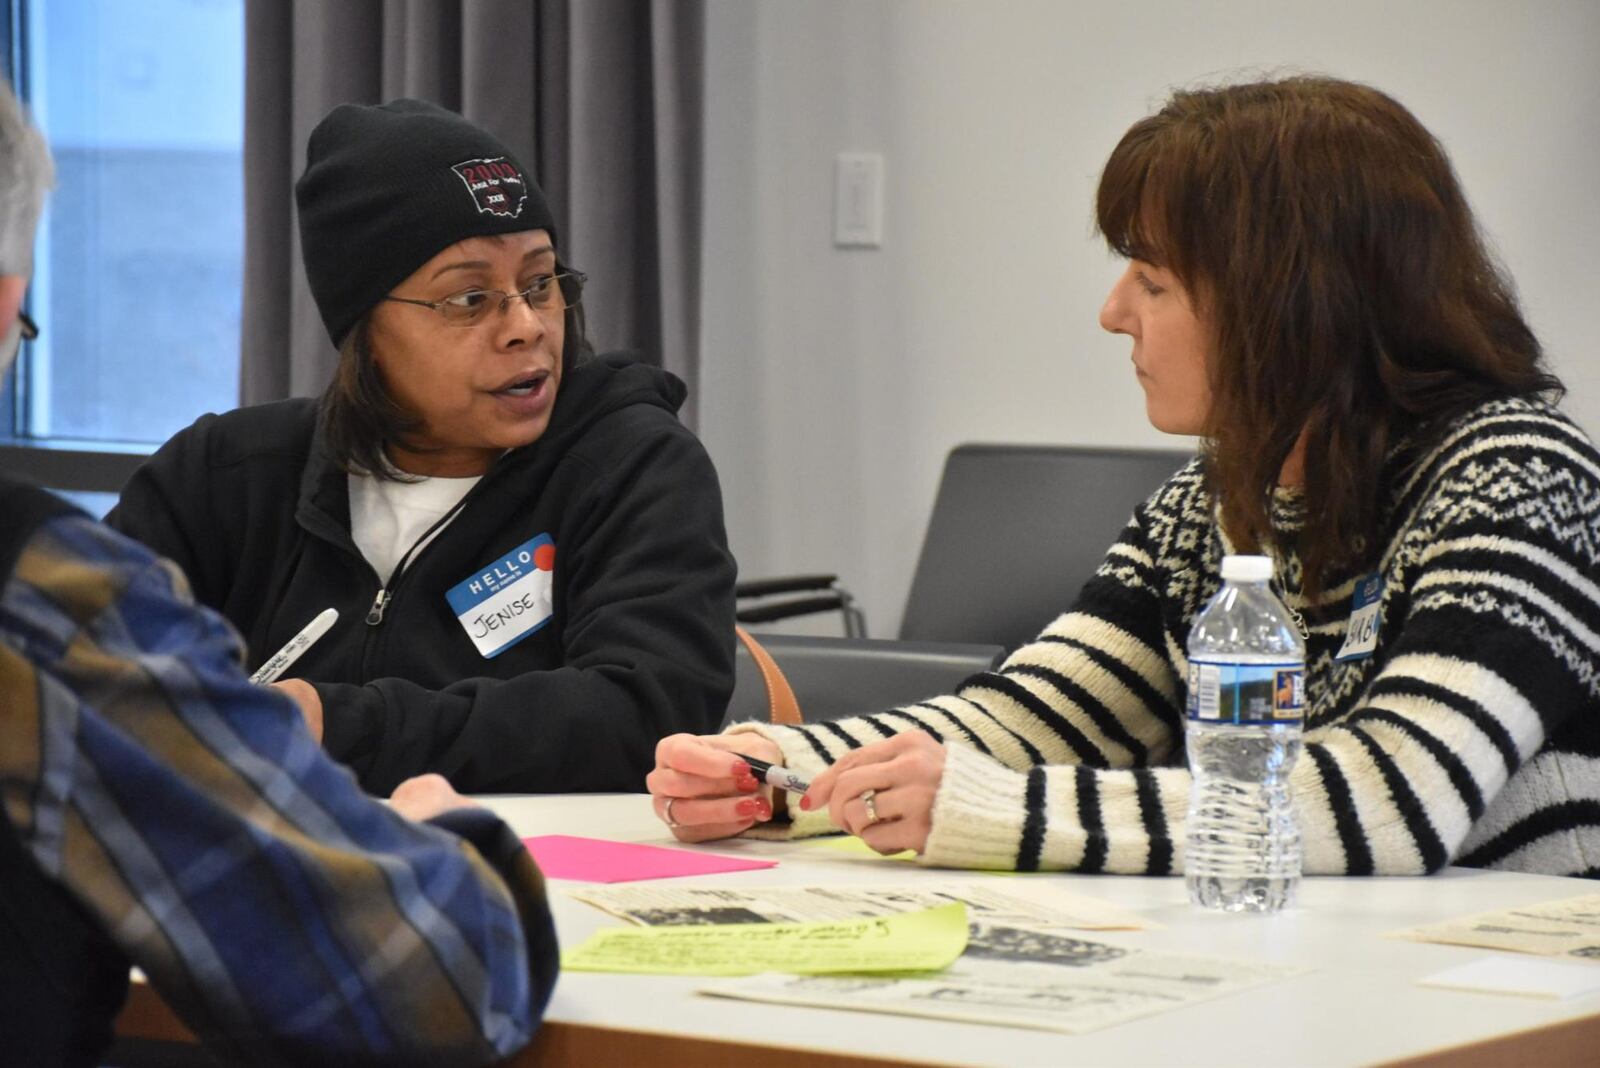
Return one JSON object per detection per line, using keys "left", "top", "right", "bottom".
{"left": 108, "top": 355, "right": 736, "bottom": 795}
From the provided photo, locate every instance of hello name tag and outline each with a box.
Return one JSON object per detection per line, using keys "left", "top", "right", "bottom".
{"left": 445, "top": 534, "right": 556, "bottom": 658}
{"left": 1335, "top": 572, "right": 1384, "bottom": 661}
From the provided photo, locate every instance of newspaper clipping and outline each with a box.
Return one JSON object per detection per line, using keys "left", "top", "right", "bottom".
{"left": 1388, "top": 893, "right": 1600, "bottom": 961}
{"left": 569, "top": 882, "right": 1306, "bottom": 1034}
{"left": 568, "top": 881, "right": 1148, "bottom": 931}
{"left": 700, "top": 933, "right": 1306, "bottom": 1035}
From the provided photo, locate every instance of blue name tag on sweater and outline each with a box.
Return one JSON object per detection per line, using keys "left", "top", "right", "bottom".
{"left": 1334, "top": 572, "right": 1384, "bottom": 661}
{"left": 445, "top": 534, "right": 556, "bottom": 658}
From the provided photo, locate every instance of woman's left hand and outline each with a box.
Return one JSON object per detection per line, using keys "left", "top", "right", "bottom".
{"left": 799, "top": 731, "right": 947, "bottom": 855}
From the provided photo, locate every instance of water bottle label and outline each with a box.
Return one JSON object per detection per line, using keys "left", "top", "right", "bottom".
{"left": 1187, "top": 661, "right": 1305, "bottom": 724}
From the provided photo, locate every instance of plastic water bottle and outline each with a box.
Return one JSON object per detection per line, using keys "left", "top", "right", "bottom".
{"left": 1184, "top": 554, "right": 1305, "bottom": 912}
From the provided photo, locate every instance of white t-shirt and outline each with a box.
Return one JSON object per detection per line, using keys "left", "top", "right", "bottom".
{"left": 348, "top": 471, "right": 482, "bottom": 584}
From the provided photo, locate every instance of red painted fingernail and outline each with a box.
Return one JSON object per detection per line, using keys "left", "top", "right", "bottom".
{"left": 754, "top": 799, "right": 772, "bottom": 820}
{"left": 736, "top": 776, "right": 761, "bottom": 793}
{"left": 736, "top": 798, "right": 759, "bottom": 816}
{"left": 730, "top": 760, "right": 751, "bottom": 778}
{"left": 799, "top": 794, "right": 813, "bottom": 811}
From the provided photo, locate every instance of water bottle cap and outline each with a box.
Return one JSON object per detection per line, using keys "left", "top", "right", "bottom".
{"left": 1220, "top": 554, "right": 1273, "bottom": 582}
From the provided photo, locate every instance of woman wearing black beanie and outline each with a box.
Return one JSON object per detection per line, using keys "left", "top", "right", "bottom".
{"left": 109, "top": 99, "right": 737, "bottom": 796}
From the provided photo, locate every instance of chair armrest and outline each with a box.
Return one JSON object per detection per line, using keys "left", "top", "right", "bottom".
{"left": 735, "top": 574, "right": 842, "bottom": 598}
{"left": 723, "top": 634, "right": 1004, "bottom": 728}
{"left": 737, "top": 596, "right": 850, "bottom": 625}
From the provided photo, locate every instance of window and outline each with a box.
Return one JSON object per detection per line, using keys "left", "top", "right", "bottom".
{"left": 0, "top": 0, "right": 244, "bottom": 503}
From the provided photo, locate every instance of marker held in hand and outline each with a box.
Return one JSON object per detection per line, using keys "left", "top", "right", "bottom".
{"left": 250, "top": 608, "right": 339, "bottom": 685}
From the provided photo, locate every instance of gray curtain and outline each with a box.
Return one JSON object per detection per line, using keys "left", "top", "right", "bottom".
{"left": 240, "top": 0, "right": 705, "bottom": 427}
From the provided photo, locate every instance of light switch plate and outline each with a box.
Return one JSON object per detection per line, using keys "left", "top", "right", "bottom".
{"left": 834, "top": 152, "right": 884, "bottom": 248}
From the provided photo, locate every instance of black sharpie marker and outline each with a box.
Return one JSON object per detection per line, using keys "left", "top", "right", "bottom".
{"left": 737, "top": 753, "right": 811, "bottom": 795}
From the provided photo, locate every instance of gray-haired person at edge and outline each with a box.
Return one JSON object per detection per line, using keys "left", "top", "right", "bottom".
{"left": 0, "top": 81, "right": 556, "bottom": 1067}
{"left": 109, "top": 99, "right": 737, "bottom": 795}
{"left": 650, "top": 75, "right": 1600, "bottom": 880}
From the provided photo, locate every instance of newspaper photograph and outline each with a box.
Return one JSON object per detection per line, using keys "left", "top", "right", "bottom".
{"left": 700, "top": 923, "right": 1308, "bottom": 1035}
{"left": 1387, "top": 893, "right": 1600, "bottom": 961}
{"left": 568, "top": 881, "right": 1149, "bottom": 931}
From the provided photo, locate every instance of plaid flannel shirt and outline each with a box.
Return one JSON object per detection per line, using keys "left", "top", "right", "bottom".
{"left": 0, "top": 509, "right": 555, "bottom": 1066}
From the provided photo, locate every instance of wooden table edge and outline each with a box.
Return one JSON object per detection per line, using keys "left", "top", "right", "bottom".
{"left": 525, "top": 1020, "right": 940, "bottom": 1068}
{"left": 117, "top": 981, "right": 934, "bottom": 1067}
{"left": 1374, "top": 1007, "right": 1600, "bottom": 1068}
{"left": 120, "top": 975, "right": 1600, "bottom": 1068}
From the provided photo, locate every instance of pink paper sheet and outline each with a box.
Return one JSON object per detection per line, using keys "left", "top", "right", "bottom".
{"left": 523, "top": 834, "right": 778, "bottom": 883}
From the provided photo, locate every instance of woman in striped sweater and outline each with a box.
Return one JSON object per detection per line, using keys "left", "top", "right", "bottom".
{"left": 649, "top": 75, "right": 1600, "bottom": 878}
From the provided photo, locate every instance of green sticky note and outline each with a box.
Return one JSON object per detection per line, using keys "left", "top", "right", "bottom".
{"left": 561, "top": 901, "right": 969, "bottom": 976}
{"left": 807, "top": 834, "right": 917, "bottom": 862}
{"left": 801, "top": 834, "right": 1027, "bottom": 874}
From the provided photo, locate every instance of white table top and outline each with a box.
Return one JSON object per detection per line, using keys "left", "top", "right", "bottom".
{"left": 486, "top": 792, "right": 1600, "bottom": 1068}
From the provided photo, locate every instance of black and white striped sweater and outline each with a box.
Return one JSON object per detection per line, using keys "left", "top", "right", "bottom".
{"left": 732, "top": 397, "right": 1600, "bottom": 877}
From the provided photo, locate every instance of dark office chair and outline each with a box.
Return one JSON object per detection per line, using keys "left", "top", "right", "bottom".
{"left": 898, "top": 444, "right": 1192, "bottom": 650}
{"left": 723, "top": 632, "right": 1004, "bottom": 728}
{"left": 734, "top": 443, "right": 1191, "bottom": 649}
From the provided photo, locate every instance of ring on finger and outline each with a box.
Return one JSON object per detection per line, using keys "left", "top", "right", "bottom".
{"left": 663, "top": 797, "right": 680, "bottom": 828}
{"left": 860, "top": 788, "right": 879, "bottom": 826}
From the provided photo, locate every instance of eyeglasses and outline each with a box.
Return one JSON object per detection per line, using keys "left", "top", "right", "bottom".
{"left": 382, "top": 270, "right": 586, "bottom": 326}
{"left": 18, "top": 310, "right": 37, "bottom": 341}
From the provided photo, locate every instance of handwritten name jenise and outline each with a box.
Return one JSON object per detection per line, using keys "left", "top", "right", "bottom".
{"left": 471, "top": 590, "right": 543, "bottom": 639}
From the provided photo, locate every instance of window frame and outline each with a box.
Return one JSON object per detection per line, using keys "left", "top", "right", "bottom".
{"left": 0, "top": 441, "right": 146, "bottom": 492}
{"left": 0, "top": 0, "right": 214, "bottom": 495}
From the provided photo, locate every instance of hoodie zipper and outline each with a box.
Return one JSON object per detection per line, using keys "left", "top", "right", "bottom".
{"left": 363, "top": 476, "right": 486, "bottom": 628}
{"left": 366, "top": 588, "right": 391, "bottom": 625}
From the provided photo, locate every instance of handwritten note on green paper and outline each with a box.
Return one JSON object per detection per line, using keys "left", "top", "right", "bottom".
{"left": 562, "top": 902, "right": 969, "bottom": 976}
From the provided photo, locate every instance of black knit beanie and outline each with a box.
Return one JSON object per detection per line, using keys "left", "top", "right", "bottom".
{"left": 295, "top": 98, "right": 557, "bottom": 347}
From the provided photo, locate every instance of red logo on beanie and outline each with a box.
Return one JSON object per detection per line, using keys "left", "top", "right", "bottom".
{"left": 451, "top": 157, "right": 527, "bottom": 218}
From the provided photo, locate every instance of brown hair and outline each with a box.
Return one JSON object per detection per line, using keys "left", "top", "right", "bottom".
{"left": 1095, "top": 75, "right": 1562, "bottom": 597}
{"left": 319, "top": 268, "right": 591, "bottom": 479}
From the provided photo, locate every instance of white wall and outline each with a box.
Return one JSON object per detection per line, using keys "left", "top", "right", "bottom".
{"left": 699, "top": 0, "right": 1600, "bottom": 638}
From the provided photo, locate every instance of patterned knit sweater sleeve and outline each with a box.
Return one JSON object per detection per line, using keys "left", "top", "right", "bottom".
{"left": 730, "top": 399, "right": 1600, "bottom": 878}
{"left": 726, "top": 465, "right": 1191, "bottom": 867}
